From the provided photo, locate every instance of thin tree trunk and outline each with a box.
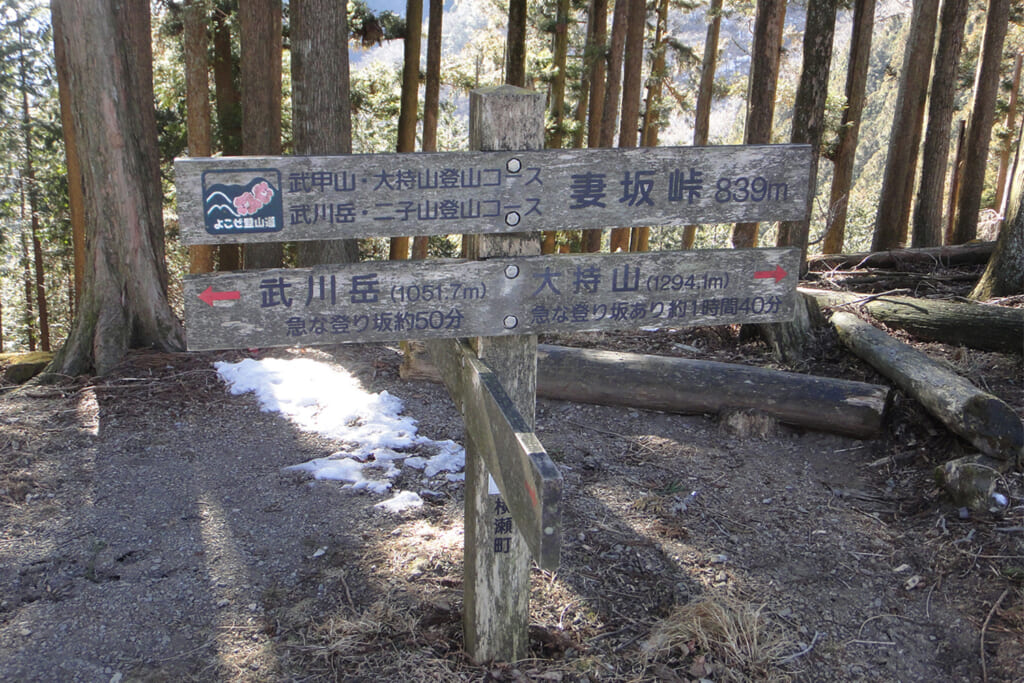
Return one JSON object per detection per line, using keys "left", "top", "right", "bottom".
{"left": 582, "top": 0, "right": 607, "bottom": 253}
{"left": 995, "top": 53, "right": 1022, "bottom": 214}
{"left": 909, "top": 0, "right": 968, "bottom": 248}
{"left": 239, "top": 0, "right": 284, "bottom": 269}
{"left": 951, "top": 0, "right": 1011, "bottom": 244}
{"left": 19, "top": 230, "right": 35, "bottom": 352}
{"left": 542, "top": 0, "right": 572, "bottom": 254}
{"left": 31, "top": 226, "right": 48, "bottom": 352}
{"left": 571, "top": 2, "right": 592, "bottom": 151}
{"left": 946, "top": 119, "right": 967, "bottom": 244}
{"left": 212, "top": 2, "right": 242, "bottom": 270}
{"left": 390, "top": 0, "right": 423, "bottom": 261}
{"left": 871, "top": 0, "right": 939, "bottom": 251}
{"left": 775, "top": 0, "right": 838, "bottom": 268}
{"left": 547, "top": 0, "right": 570, "bottom": 149}
{"left": 683, "top": 0, "right": 724, "bottom": 250}
{"left": 733, "top": 0, "right": 786, "bottom": 249}
{"left": 507, "top": 0, "right": 527, "bottom": 87}
{"left": 422, "top": 0, "right": 443, "bottom": 152}
{"left": 599, "top": 0, "right": 629, "bottom": 149}
{"left": 413, "top": 0, "right": 444, "bottom": 261}
{"left": 641, "top": 0, "right": 668, "bottom": 149}
{"left": 610, "top": 0, "right": 645, "bottom": 254}
{"left": 822, "top": 0, "right": 875, "bottom": 254}
{"left": 292, "top": 0, "right": 359, "bottom": 268}
{"left": 50, "top": 0, "right": 185, "bottom": 375}
{"left": 634, "top": 0, "right": 669, "bottom": 252}
{"left": 183, "top": 0, "right": 215, "bottom": 274}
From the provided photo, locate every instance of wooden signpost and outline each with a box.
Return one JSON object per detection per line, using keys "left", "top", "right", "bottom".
{"left": 175, "top": 86, "right": 811, "bottom": 665}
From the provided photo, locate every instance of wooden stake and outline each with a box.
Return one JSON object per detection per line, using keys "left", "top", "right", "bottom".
{"left": 462, "top": 86, "right": 544, "bottom": 664}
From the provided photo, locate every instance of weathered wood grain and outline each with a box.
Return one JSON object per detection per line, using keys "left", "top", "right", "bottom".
{"left": 803, "top": 288, "right": 1024, "bottom": 354}
{"left": 183, "top": 248, "right": 800, "bottom": 350}
{"left": 831, "top": 311, "right": 1023, "bottom": 461}
{"left": 174, "top": 144, "right": 812, "bottom": 245}
{"left": 404, "top": 342, "right": 892, "bottom": 437}
{"left": 425, "top": 337, "right": 562, "bottom": 568}
{"left": 451, "top": 85, "right": 546, "bottom": 664}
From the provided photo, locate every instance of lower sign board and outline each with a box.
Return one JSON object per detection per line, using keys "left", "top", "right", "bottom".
{"left": 184, "top": 247, "right": 800, "bottom": 351}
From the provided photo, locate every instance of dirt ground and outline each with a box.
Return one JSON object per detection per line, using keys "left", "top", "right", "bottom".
{"left": 0, "top": 317, "right": 1022, "bottom": 682}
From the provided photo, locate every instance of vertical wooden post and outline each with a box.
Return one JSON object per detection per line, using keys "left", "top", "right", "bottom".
{"left": 463, "top": 85, "right": 544, "bottom": 664}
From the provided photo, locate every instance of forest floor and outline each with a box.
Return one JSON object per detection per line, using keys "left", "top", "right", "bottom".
{"left": 1, "top": 266, "right": 1023, "bottom": 682}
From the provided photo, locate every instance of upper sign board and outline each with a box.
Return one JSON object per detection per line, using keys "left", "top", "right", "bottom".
{"left": 175, "top": 145, "right": 812, "bottom": 245}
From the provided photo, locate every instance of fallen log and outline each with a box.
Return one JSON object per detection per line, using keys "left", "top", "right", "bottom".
{"left": 802, "top": 288, "right": 1024, "bottom": 354}
{"left": 808, "top": 242, "right": 995, "bottom": 271}
{"left": 403, "top": 342, "right": 891, "bottom": 438}
{"left": 829, "top": 311, "right": 1023, "bottom": 462}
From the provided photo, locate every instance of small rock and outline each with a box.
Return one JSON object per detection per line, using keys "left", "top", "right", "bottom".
{"left": 217, "top": 598, "right": 231, "bottom": 608}
{"left": 18, "top": 627, "right": 31, "bottom": 637}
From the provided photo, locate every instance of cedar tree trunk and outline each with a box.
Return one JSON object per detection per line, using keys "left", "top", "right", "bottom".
{"left": 239, "top": 0, "right": 284, "bottom": 269}
{"left": 292, "top": 0, "right": 359, "bottom": 267}
{"left": 50, "top": 0, "right": 184, "bottom": 375}
{"left": 871, "top": 0, "right": 939, "bottom": 251}
{"left": 733, "top": 0, "right": 786, "bottom": 249}
{"left": 183, "top": 0, "right": 215, "bottom": 274}
{"left": 910, "top": 0, "right": 968, "bottom": 248}
{"left": 951, "top": 0, "right": 1010, "bottom": 244}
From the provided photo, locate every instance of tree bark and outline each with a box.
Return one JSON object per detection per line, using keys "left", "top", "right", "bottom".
{"left": 634, "top": 0, "right": 670, "bottom": 252}
{"left": 292, "top": 0, "right": 359, "bottom": 268}
{"left": 599, "top": 0, "right": 628, "bottom": 149}
{"left": 910, "top": 0, "right": 969, "bottom": 249}
{"left": 995, "top": 53, "right": 1022, "bottom": 214}
{"left": 506, "top": 0, "right": 527, "bottom": 87}
{"left": 610, "top": 0, "right": 645, "bottom": 253}
{"left": 581, "top": 0, "right": 607, "bottom": 253}
{"left": 239, "top": 0, "right": 284, "bottom": 269}
{"left": 52, "top": 14, "right": 86, "bottom": 306}
{"left": 183, "top": 0, "right": 215, "bottom": 275}
{"left": 585, "top": 0, "right": 608, "bottom": 149}
{"left": 871, "top": 0, "right": 939, "bottom": 251}
{"left": 972, "top": 145, "right": 1024, "bottom": 300}
{"left": 19, "top": 230, "right": 35, "bottom": 352}
{"left": 733, "top": 0, "right": 786, "bottom": 249}
{"left": 803, "top": 288, "right": 1024, "bottom": 354}
{"left": 547, "top": 0, "right": 570, "bottom": 149}
{"left": 830, "top": 311, "right": 1023, "bottom": 460}
{"left": 640, "top": 0, "right": 669, "bottom": 150}
{"left": 212, "top": 2, "right": 242, "bottom": 270}
{"left": 422, "top": 0, "right": 443, "bottom": 153}
{"left": 49, "top": 0, "right": 185, "bottom": 375}
{"left": 951, "top": 0, "right": 1011, "bottom": 244}
{"left": 776, "top": 0, "right": 838, "bottom": 265}
{"left": 390, "top": 0, "right": 424, "bottom": 262}
{"left": 412, "top": 0, "right": 444, "bottom": 261}
{"left": 404, "top": 343, "right": 891, "bottom": 438}
{"left": 823, "top": 0, "right": 875, "bottom": 254}
{"left": 542, "top": 0, "right": 572, "bottom": 254}
{"left": 683, "top": 0, "right": 723, "bottom": 250}
{"left": 945, "top": 119, "right": 967, "bottom": 244}
{"left": 761, "top": 0, "right": 837, "bottom": 364}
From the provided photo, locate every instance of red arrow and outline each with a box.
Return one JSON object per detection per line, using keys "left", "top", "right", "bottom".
{"left": 753, "top": 265, "right": 788, "bottom": 284}
{"left": 198, "top": 286, "right": 241, "bottom": 306}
